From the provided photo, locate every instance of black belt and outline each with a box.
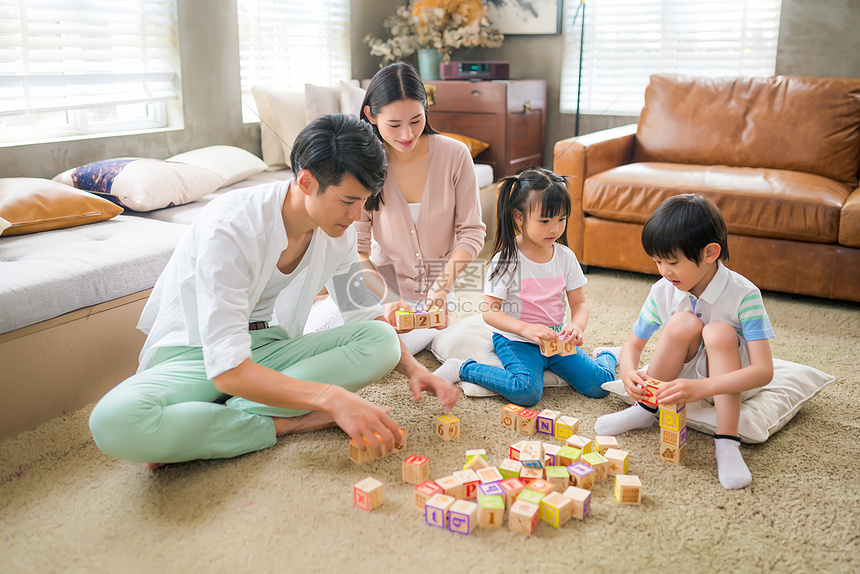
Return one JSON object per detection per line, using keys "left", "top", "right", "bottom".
{"left": 249, "top": 321, "right": 269, "bottom": 331}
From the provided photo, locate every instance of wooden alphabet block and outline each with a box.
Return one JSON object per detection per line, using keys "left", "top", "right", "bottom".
{"left": 509, "top": 440, "right": 526, "bottom": 461}
{"left": 509, "top": 499, "right": 540, "bottom": 535}
{"left": 463, "top": 454, "right": 489, "bottom": 471}
{"left": 539, "top": 337, "right": 562, "bottom": 357}
{"left": 413, "top": 310, "right": 432, "bottom": 329}
{"left": 465, "top": 448, "right": 487, "bottom": 463}
{"left": 414, "top": 480, "right": 443, "bottom": 511}
{"left": 528, "top": 477, "right": 557, "bottom": 496}
{"left": 660, "top": 444, "right": 686, "bottom": 465}
{"left": 499, "top": 477, "right": 526, "bottom": 508}
{"left": 545, "top": 466, "right": 570, "bottom": 491}
{"left": 594, "top": 435, "right": 619, "bottom": 455}
{"left": 427, "top": 307, "right": 445, "bottom": 327}
{"left": 614, "top": 474, "right": 642, "bottom": 504}
{"left": 540, "top": 491, "right": 573, "bottom": 527}
{"left": 660, "top": 426, "right": 688, "bottom": 449}
{"left": 603, "top": 448, "right": 629, "bottom": 476}
{"left": 642, "top": 379, "right": 663, "bottom": 407}
{"left": 581, "top": 452, "right": 609, "bottom": 482}
{"left": 557, "top": 446, "right": 582, "bottom": 467}
{"left": 435, "top": 415, "right": 460, "bottom": 440}
{"left": 476, "top": 466, "right": 504, "bottom": 484}
{"left": 394, "top": 309, "right": 414, "bottom": 330}
{"left": 516, "top": 488, "right": 546, "bottom": 506}
{"left": 395, "top": 308, "right": 445, "bottom": 330}
{"left": 519, "top": 441, "right": 544, "bottom": 469}
{"left": 350, "top": 427, "right": 407, "bottom": 464}
{"left": 448, "top": 500, "right": 479, "bottom": 535}
{"left": 477, "top": 495, "right": 505, "bottom": 528}
{"left": 516, "top": 409, "right": 539, "bottom": 435}
{"left": 518, "top": 465, "right": 544, "bottom": 485}
{"left": 659, "top": 408, "right": 687, "bottom": 432}
{"left": 402, "top": 454, "right": 430, "bottom": 484}
{"left": 562, "top": 485, "right": 592, "bottom": 520}
{"left": 543, "top": 443, "right": 561, "bottom": 466}
{"left": 477, "top": 481, "right": 506, "bottom": 500}
{"left": 424, "top": 493, "right": 456, "bottom": 528}
{"left": 435, "top": 475, "right": 465, "bottom": 500}
{"left": 536, "top": 409, "right": 560, "bottom": 435}
{"left": 659, "top": 402, "right": 686, "bottom": 414}
{"left": 499, "top": 458, "right": 523, "bottom": 480}
{"left": 554, "top": 416, "right": 580, "bottom": 441}
{"left": 353, "top": 476, "right": 384, "bottom": 511}
{"left": 561, "top": 337, "right": 578, "bottom": 356}
{"left": 566, "top": 435, "right": 593, "bottom": 454}
{"left": 453, "top": 469, "right": 480, "bottom": 499}
{"left": 567, "top": 462, "right": 596, "bottom": 490}
{"left": 501, "top": 403, "right": 524, "bottom": 428}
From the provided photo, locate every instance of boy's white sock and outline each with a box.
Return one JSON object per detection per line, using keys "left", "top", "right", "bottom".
{"left": 714, "top": 435, "right": 752, "bottom": 490}
{"left": 433, "top": 358, "right": 464, "bottom": 385}
{"left": 594, "top": 403, "right": 655, "bottom": 435}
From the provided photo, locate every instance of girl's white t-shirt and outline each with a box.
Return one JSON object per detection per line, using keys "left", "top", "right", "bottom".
{"left": 484, "top": 243, "right": 587, "bottom": 343}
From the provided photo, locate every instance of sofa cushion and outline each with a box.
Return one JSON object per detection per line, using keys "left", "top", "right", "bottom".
{"left": 584, "top": 163, "right": 851, "bottom": 243}
{"left": 166, "top": 145, "right": 267, "bottom": 187}
{"left": 633, "top": 74, "right": 860, "bottom": 186}
{"left": 840, "top": 189, "right": 860, "bottom": 248}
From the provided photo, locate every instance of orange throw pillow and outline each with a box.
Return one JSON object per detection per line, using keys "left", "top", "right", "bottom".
{"left": 440, "top": 132, "right": 490, "bottom": 158}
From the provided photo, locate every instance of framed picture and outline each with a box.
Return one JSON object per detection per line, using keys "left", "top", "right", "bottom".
{"left": 486, "top": 0, "right": 563, "bottom": 35}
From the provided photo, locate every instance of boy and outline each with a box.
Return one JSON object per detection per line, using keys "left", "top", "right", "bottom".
{"left": 593, "top": 194, "right": 774, "bottom": 489}
{"left": 89, "top": 114, "right": 459, "bottom": 469}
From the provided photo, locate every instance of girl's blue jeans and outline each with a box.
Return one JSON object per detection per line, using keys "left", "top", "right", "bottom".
{"left": 459, "top": 333, "right": 615, "bottom": 407}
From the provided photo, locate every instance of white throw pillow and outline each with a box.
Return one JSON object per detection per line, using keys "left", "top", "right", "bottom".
{"left": 54, "top": 158, "right": 226, "bottom": 212}
{"left": 600, "top": 358, "right": 835, "bottom": 443}
{"left": 339, "top": 80, "right": 367, "bottom": 118}
{"left": 167, "top": 145, "right": 267, "bottom": 187}
{"left": 0, "top": 215, "right": 10, "bottom": 235}
{"left": 304, "top": 83, "right": 342, "bottom": 123}
{"left": 251, "top": 86, "right": 306, "bottom": 169}
{"left": 430, "top": 314, "right": 567, "bottom": 397}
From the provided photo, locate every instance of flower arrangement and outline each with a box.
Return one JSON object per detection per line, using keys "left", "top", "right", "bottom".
{"left": 365, "top": 0, "right": 504, "bottom": 66}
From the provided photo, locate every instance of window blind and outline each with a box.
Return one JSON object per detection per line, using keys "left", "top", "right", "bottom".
{"left": 0, "top": 0, "right": 179, "bottom": 121}
{"left": 237, "top": 0, "right": 351, "bottom": 122}
{"left": 560, "top": 0, "right": 782, "bottom": 116}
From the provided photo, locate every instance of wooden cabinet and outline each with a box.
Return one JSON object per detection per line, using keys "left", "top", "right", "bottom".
{"left": 424, "top": 79, "right": 546, "bottom": 180}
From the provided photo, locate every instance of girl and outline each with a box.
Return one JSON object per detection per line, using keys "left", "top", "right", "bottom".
{"left": 436, "top": 168, "right": 617, "bottom": 406}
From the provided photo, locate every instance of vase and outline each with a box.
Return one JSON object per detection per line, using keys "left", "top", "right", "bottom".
{"left": 417, "top": 49, "right": 443, "bottom": 80}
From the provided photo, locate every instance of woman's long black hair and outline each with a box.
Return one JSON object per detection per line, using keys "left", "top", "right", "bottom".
{"left": 360, "top": 62, "right": 439, "bottom": 212}
{"left": 490, "top": 168, "right": 571, "bottom": 281}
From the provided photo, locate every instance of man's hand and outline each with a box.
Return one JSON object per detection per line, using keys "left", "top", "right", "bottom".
{"left": 325, "top": 386, "right": 403, "bottom": 458}
{"left": 408, "top": 369, "right": 461, "bottom": 411}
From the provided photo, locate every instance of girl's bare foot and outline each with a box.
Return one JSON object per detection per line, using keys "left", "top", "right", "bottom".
{"left": 147, "top": 462, "right": 166, "bottom": 470}
{"left": 272, "top": 411, "right": 337, "bottom": 436}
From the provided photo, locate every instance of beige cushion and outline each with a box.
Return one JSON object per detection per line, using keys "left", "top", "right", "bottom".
{"left": 339, "top": 80, "right": 366, "bottom": 118}
{"left": 167, "top": 145, "right": 268, "bottom": 187}
{"left": 251, "top": 86, "right": 307, "bottom": 169}
{"left": 0, "top": 178, "right": 123, "bottom": 236}
{"left": 304, "top": 83, "right": 342, "bottom": 123}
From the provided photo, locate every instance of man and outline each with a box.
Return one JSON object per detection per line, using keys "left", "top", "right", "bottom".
{"left": 89, "top": 114, "right": 459, "bottom": 469}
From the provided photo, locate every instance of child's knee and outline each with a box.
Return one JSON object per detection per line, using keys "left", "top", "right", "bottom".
{"left": 508, "top": 374, "right": 543, "bottom": 407}
{"left": 702, "top": 321, "right": 739, "bottom": 350}
{"left": 665, "top": 311, "right": 703, "bottom": 339}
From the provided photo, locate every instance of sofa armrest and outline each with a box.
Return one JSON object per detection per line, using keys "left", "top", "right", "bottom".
{"left": 553, "top": 123, "right": 638, "bottom": 257}
{"left": 840, "top": 186, "right": 860, "bottom": 248}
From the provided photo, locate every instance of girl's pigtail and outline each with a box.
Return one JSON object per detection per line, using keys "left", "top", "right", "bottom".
{"left": 489, "top": 176, "right": 520, "bottom": 281}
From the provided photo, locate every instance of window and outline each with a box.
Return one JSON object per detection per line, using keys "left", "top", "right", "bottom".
{"left": 560, "top": 0, "right": 782, "bottom": 116}
{"left": 237, "top": 0, "right": 351, "bottom": 123}
{"left": 0, "top": 0, "right": 181, "bottom": 145}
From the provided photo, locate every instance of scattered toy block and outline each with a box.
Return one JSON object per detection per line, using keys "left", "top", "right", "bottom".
{"left": 435, "top": 415, "right": 460, "bottom": 440}
{"left": 353, "top": 476, "right": 384, "bottom": 511}
{"left": 528, "top": 478, "right": 557, "bottom": 496}
{"left": 660, "top": 426, "right": 688, "bottom": 449}
{"left": 594, "top": 435, "right": 619, "bottom": 455}
{"left": 448, "top": 500, "right": 479, "bottom": 535}
{"left": 567, "top": 462, "right": 596, "bottom": 490}
{"left": 614, "top": 474, "right": 642, "bottom": 504}
{"left": 543, "top": 443, "right": 561, "bottom": 466}
{"left": 425, "top": 493, "right": 456, "bottom": 528}
{"left": 394, "top": 309, "right": 415, "bottom": 330}
{"left": 509, "top": 499, "right": 540, "bottom": 535}
{"left": 604, "top": 448, "right": 629, "bottom": 476}
{"left": 658, "top": 408, "right": 687, "bottom": 432}
{"left": 499, "top": 477, "right": 526, "bottom": 508}
{"left": 414, "top": 480, "right": 443, "bottom": 511}
{"left": 519, "top": 441, "right": 544, "bottom": 469}
{"left": 477, "top": 481, "right": 506, "bottom": 500}
{"left": 519, "top": 466, "right": 544, "bottom": 485}
{"left": 539, "top": 338, "right": 562, "bottom": 357}
{"left": 642, "top": 379, "right": 663, "bottom": 407}
{"left": 517, "top": 488, "right": 546, "bottom": 506}
{"left": 536, "top": 409, "right": 560, "bottom": 435}
{"left": 540, "top": 491, "right": 573, "bottom": 527}
{"left": 349, "top": 436, "right": 375, "bottom": 464}
{"left": 463, "top": 454, "right": 489, "bottom": 471}
{"left": 427, "top": 307, "right": 445, "bottom": 327}
{"left": 566, "top": 435, "right": 593, "bottom": 454}
{"left": 435, "top": 475, "right": 465, "bottom": 500}
{"left": 476, "top": 466, "right": 504, "bottom": 484}
{"left": 581, "top": 452, "right": 610, "bottom": 482}
{"left": 453, "top": 469, "right": 480, "bottom": 499}
{"left": 545, "top": 466, "right": 570, "bottom": 491}
{"left": 402, "top": 454, "right": 430, "bottom": 484}
{"left": 477, "top": 495, "right": 505, "bottom": 528}
{"left": 660, "top": 444, "right": 686, "bottom": 465}
{"left": 562, "top": 485, "right": 592, "bottom": 520}
{"left": 509, "top": 441, "right": 526, "bottom": 461}
{"left": 554, "top": 416, "right": 580, "bottom": 440}
{"left": 465, "top": 449, "right": 487, "bottom": 463}
{"left": 557, "top": 446, "right": 582, "bottom": 467}
{"left": 499, "top": 458, "right": 523, "bottom": 480}
{"left": 516, "top": 409, "right": 539, "bottom": 435}
{"left": 501, "top": 403, "right": 524, "bottom": 428}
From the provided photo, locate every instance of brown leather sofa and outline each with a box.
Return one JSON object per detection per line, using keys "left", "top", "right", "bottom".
{"left": 554, "top": 74, "right": 860, "bottom": 303}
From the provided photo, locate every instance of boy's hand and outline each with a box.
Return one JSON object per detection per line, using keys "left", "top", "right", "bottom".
{"left": 657, "top": 378, "right": 705, "bottom": 405}
{"left": 622, "top": 370, "right": 652, "bottom": 402}
{"left": 559, "top": 324, "right": 584, "bottom": 347}
{"left": 523, "top": 324, "right": 559, "bottom": 344}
